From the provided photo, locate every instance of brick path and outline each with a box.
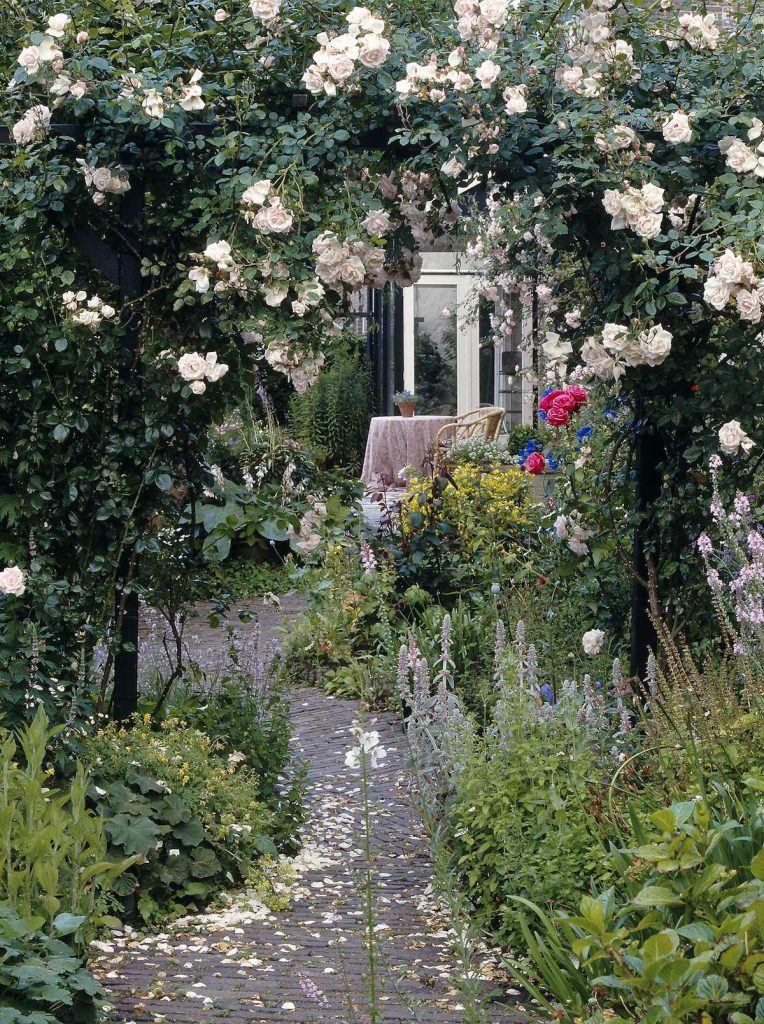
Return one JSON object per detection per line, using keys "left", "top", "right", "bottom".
{"left": 94, "top": 603, "right": 530, "bottom": 1024}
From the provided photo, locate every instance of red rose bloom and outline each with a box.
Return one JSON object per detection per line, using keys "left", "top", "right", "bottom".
{"left": 539, "top": 389, "right": 564, "bottom": 412}
{"left": 525, "top": 451, "right": 546, "bottom": 474}
{"left": 566, "top": 385, "right": 589, "bottom": 407}
{"left": 551, "top": 391, "right": 577, "bottom": 412}
{"left": 546, "top": 405, "right": 570, "bottom": 427}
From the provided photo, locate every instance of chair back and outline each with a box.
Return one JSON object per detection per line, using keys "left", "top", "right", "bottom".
{"left": 433, "top": 406, "right": 506, "bottom": 456}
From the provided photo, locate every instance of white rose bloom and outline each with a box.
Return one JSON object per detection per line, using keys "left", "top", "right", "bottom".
{"left": 703, "top": 276, "right": 731, "bottom": 310}
{"left": 358, "top": 34, "right": 390, "bottom": 68}
{"left": 177, "top": 352, "right": 208, "bottom": 381}
{"left": 188, "top": 266, "right": 210, "bottom": 293}
{"left": 214, "top": 8, "right": 229, "bottom": 20}
{"left": 640, "top": 183, "right": 665, "bottom": 213}
{"left": 189, "top": 380, "right": 207, "bottom": 395}
{"left": 503, "top": 84, "right": 527, "bottom": 115}
{"left": 241, "top": 180, "right": 272, "bottom": 207}
{"left": 70, "top": 80, "right": 87, "bottom": 99}
{"left": 601, "top": 189, "right": 623, "bottom": 217}
{"left": 249, "top": 0, "right": 280, "bottom": 20}
{"left": 662, "top": 109, "right": 693, "bottom": 145}
{"left": 638, "top": 324, "right": 672, "bottom": 366}
{"left": 263, "top": 201, "right": 294, "bottom": 233}
{"left": 341, "top": 254, "right": 367, "bottom": 287}
{"left": 362, "top": 208, "right": 391, "bottom": 235}
{"left": 203, "top": 240, "right": 234, "bottom": 270}
{"left": 736, "top": 288, "right": 762, "bottom": 323}
{"left": 179, "top": 70, "right": 205, "bottom": 112}
{"left": 76, "top": 30, "right": 88, "bottom": 43}
{"left": 724, "top": 139, "right": 758, "bottom": 174}
{"left": 263, "top": 282, "right": 289, "bottom": 306}
{"left": 204, "top": 352, "right": 229, "bottom": 381}
{"left": 326, "top": 53, "right": 356, "bottom": 81}
{"left": 479, "top": 0, "right": 507, "bottom": 26}
{"left": 475, "top": 59, "right": 501, "bottom": 88}
{"left": 718, "top": 420, "right": 755, "bottom": 455}
{"left": 581, "top": 338, "right": 616, "bottom": 380}
{"left": 142, "top": 90, "right": 165, "bottom": 119}
{"left": 18, "top": 46, "right": 43, "bottom": 74}
{"left": 582, "top": 628, "right": 605, "bottom": 656}
{"left": 601, "top": 322, "right": 630, "bottom": 352}
{"left": 0, "top": 566, "right": 26, "bottom": 597}
{"left": 633, "top": 210, "right": 663, "bottom": 239}
{"left": 12, "top": 105, "right": 51, "bottom": 146}
{"left": 47, "top": 13, "right": 71, "bottom": 37}
{"left": 441, "top": 157, "right": 465, "bottom": 178}
{"left": 553, "top": 514, "right": 569, "bottom": 540}
{"left": 713, "top": 249, "right": 745, "bottom": 285}
{"left": 555, "top": 65, "right": 584, "bottom": 91}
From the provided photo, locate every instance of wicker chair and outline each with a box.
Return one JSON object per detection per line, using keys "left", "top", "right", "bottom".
{"left": 433, "top": 406, "right": 505, "bottom": 461}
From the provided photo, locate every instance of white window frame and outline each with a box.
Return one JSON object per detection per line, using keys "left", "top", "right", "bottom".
{"left": 402, "top": 253, "right": 480, "bottom": 416}
{"left": 402, "top": 253, "right": 534, "bottom": 424}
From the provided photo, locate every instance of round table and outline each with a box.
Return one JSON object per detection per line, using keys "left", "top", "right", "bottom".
{"left": 360, "top": 415, "right": 455, "bottom": 486}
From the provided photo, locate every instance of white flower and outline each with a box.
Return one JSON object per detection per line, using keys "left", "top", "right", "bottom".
{"left": 0, "top": 566, "right": 26, "bottom": 597}
{"left": 203, "top": 352, "right": 229, "bottom": 382}
{"left": 345, "top": 725, "right": 387, "bottom": 770}
{"left": 18, "top": 46, "right": 43, "bottom": 74}
{"left": 203, "top": 239, "right": 235, "bottom": 271}
{"left": 662, "top": 109, "right": 693, "bottom": 145}
{"left": 254, "top": 200, "right": 294, "bottom": 234}
{"left": 735, "top": 288, "right": 762, "bottom": 323}
{"left": 12, "top": 105, "right": 51, "bottom": 146}
{"left": 554, "top": 514, "right": 569, "bottom": 540}
{"left": 249, "top": 0, "right": 280, "bottom": 20}
{"left": 542, "top": 331, "right": 573, "bottom": 364}
{"left": 718, "top": 420, "right": 755, "bottom": 456}
{"left": 263, "top": 282, "right": 289, "bottom": 306}
{"left": 638, "top": 324, "right": 672, "bottom": 366}
{"left": 441, "top": 157, "right": 464, "bottom": 178}
{"left": 214, "top": 8, "right": 229, "bottom": 20}
{"left": 47, "top": 13, "right": 71, "bottom": 37}
{"left": 633, "top": 210, "right": 662, "bottom": 239}
{"left": 582, "top": 628, "right": 605, "bottom": 656}
{"left": 357, "top": 34, "right": 390, "bottom": 68}
{"left": 76, "top": 30, "right": 89, "bottom": 43}
{"left": 178, "top": 69, "right": 205, "bottom": 112}
{"left": 713, "top": 249, "right": 746, "bottom": 286}
{"left": 189, "top": 380, "right": 207, "bottom": 395}
{"left": 703, "top": 275, "right": 731, "bottom": 310}
{"left": 503, "top": 84, "right": 527, "bottom": 115}
{"left": 362, "top": 209, "right": 391, "bottom": 235}
{"left": 142, "top": 89, "right": 165, "bottom": 119}
{"left": 479, "top": 0, "right": 507, "bottom": 26}
{"left": 475, "top": 59, "right": 501, "bottom": 88}
{"left": 177, "top": 352, "right": 208, "bottom": 381}
{"left": 241, "top": 179, "right": 272, "bottom": 206}
{"left": 188, "top": 266, "right": 210, "bottom": 293}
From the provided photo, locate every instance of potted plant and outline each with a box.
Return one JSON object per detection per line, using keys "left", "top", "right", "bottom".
{"left": 394, "top": 390, "right": 418, "bottom": 418}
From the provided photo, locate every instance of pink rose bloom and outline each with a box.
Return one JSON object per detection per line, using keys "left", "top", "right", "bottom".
{"left": 539, "top": 389, "right": 564, "bottom": 411}
{"left": 566, "top": 385, "right": 588, "bottom": 408}
{"left": 551, "top": 391, "right": 577, "bottom": 412}
{"left": 525, "top": 451, "right": 546, "bottom": 474}
{"left": 546, "top": 405, "right": 570, "bottom": 427}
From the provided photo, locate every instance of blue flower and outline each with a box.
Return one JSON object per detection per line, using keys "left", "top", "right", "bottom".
{"left": 540, "top": 683, "right": 556, "bottom": 704}
{"left": 576, "top": 426, "right": 592, "bottom": 443}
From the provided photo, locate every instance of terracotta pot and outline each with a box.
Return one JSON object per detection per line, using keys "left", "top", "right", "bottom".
{"left": 397, "top": 402, "right": 416, "bottom": 418}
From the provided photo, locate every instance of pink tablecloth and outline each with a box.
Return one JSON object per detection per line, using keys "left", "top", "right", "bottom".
{"left": 361, "top": 415, "right": 455, "bottom": 486}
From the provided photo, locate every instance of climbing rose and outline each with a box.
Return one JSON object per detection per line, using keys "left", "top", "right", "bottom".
{"left": 662, "top": 109, "right": 693, "bottom": 145}
{"left": 718, "top": 420, "right": 755, "bottom": 455}
{"left": 546, "top": 405, "right": 570, "bottom": 427}
{"left": 0, "top": 566, "right": 26, "bottom": 597}
{"left": 582, "top": 628, "right": 605, "bottom": 656}
{"left": 524, "top": 451, "right": 546, "bottom": 474}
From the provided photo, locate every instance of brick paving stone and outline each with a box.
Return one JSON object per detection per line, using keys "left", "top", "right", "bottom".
{"left": 95, "top": 603, "right": 531, "bottom": 1024}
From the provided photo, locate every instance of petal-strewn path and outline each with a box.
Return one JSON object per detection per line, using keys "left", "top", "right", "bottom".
{"left": 93, "top": 602, "right": 529, "bottom": 1023}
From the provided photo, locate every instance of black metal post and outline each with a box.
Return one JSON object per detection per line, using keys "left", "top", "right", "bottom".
{"left": 112, "top": 180, "right": 144, "bottom": 722}
{"left": 629, "top": 425, "right": 663, "bottom": 681}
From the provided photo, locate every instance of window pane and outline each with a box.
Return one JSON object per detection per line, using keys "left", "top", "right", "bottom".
{"left": 414, "top": 284, "right": 457, "bottom": 415}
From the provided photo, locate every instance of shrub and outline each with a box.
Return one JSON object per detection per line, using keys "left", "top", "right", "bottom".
{"left": 510, "top": 782, "right": 764, "bottom": 1023}
{"left": 0, "top": 708, "right": 133, "bottom": 942}
{"left": 82, "top": 719, "right": 277, "bottom": 924}
{"left": 0, "top": 904, "right": 103, "bottom": 1024}
{"left": 395, "top": 464, "right": 536, "bottom": 595}
{"left": 289, "top": 352, "right": 373, "bottom": 470}
{"left": 447, "top": 687, "right": 616, "bottom": 946}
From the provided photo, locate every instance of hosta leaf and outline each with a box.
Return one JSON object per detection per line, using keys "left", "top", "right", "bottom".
{"left": 105, "top": 813, "right": 167, "bottom": 855}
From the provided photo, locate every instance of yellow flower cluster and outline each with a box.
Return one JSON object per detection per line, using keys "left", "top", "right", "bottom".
{"left": 403, "top": 463, "right": 532, "bottom": 547}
